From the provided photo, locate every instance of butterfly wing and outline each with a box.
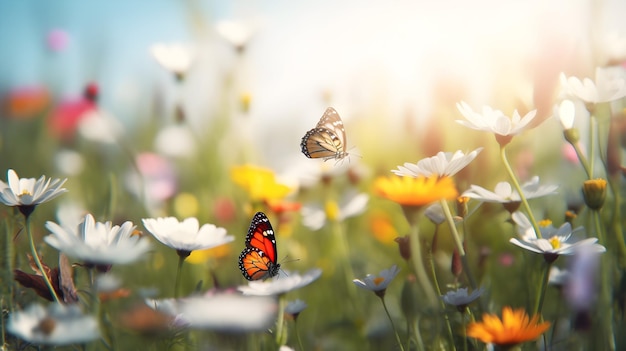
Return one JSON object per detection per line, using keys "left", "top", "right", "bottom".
{"left": 239, "top": 247, "right": 279, "bottom": 281}
{"left": 239, "top": 212, "right": 280, "bottom": 281}
{"left": 300, "top": 107, "right": 348, "bottom": 161}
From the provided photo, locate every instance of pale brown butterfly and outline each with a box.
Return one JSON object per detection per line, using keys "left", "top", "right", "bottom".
{"left": 300, "top": 107, "right": 350, "bottom": 161}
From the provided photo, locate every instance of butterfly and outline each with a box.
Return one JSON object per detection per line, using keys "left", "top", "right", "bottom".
{"left": 300, "top": 107, "right": 350, "bottom": 161}
{"left": 238, "top": 212, "right": 281, "bottom": 281}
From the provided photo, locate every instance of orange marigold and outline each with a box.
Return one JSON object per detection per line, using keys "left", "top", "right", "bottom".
{"left": 467, "top": 307, "right": 550, "bottom": 347}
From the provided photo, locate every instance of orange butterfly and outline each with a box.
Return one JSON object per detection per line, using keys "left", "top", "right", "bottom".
{"left": 238, "top": 212, "right": 281, "bottom": 281}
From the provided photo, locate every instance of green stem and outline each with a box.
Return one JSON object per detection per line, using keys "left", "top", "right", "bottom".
{"left": 569, "top": 140, "right": 592, "bottom": 179}
{"left": 275, "top": 294, "right": 287, "bottom": 346}
{"left": 499, "top": 146, "right": 543, "bottom": 239}
{"left": 440, "top": 199, "right": 478, "bottom": 290}
{"left": 412, "top": 318, "right": 424, "bottom": 351}
{"left": 608, "top": 175, "right": 626, "bottom": 268}
{"left": 407, "top": 215, "right": 438, "bottom": 305}
{"left": 589, "top": 114, "right": 596, "bottom": 177}
{"left": 380, "top": 296, "right": 406, "bottom": 351}
{"left": 593, "top": 209, "right": 615, "bottom": 350}
{"left": 175, "top": 255, "right": 185, "bottom": 298}
{"left": 25, "top": 215, "right": 60, "bottom": 303}
{"left": 532, "top": 262, "right": 551, "bottom": 316}
{"left": 331, "top": 219, "right": 359, "bottom": 312}
{"left": 294, "top": 319, "right": 304, "bottom": 351}
{"left": 428, "top": 243, "right": 457, "bottom": 351}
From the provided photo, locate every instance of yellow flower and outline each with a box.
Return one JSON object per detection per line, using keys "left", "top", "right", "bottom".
{"left": 374, "top": 175, "right": 458, "bottom": 207}
{"left": 467, "top": 307, "right": 550, "bottom": 347}
{"left": 231, "top": 165, "right": 293, "bottom": 202}
{"left": 187, "top": 245, "right": 231, "bottom": 264}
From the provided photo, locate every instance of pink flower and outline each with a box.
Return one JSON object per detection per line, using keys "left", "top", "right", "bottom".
{"left": 46, "top": 29, "right": 70, "bottom": 52}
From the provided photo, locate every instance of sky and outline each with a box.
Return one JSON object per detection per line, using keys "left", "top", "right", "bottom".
{"left": 1, "top": 0, "right": 625, "bottom": 168}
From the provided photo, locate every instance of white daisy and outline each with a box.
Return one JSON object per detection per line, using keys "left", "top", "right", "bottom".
{"left": 44, "top": 214, "right": 150, "bottom": 265}
{"left": 353, "top": 265, "right": 400, "bottom": 297}
{"left": 0, "top": 169, "right": 67, "bottom": 213}
{"left": 301, "top": 191, "right": 368, "bottom": 231}
{"left": 238, "top": 269, "right": 322, "bottom": 296}
{"left": 456, "top": 101, "right": 536, "bottom": 143}
{"left": 510, "top": 223, "right": 606, "bottom": 263}
{"left": 142, "top": 217, "right": 234, "bottom": 254}
{"left": 441, "top": 287, "right": 484, "bottom": 308}
{"left": 391, "top": 148, "right": 483, "bottom": 178}
{"left": 8, "top": 303, "right": 99, "bottom": 345}
{"left": 150, "top": 43, "right": 195, "bottom": 77}
{"left": 462, "top": 176, "right": 558, "bottom": 204}
{"left": 147, "top": 294, "right": 277, "bottom": 332}
{"left": 560, "top": 67, "right": 626, "bottom": 104}
{"left": 555, "top": 99, "right": 578, "bottom": 130}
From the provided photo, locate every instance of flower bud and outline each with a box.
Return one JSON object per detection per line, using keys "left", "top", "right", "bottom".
{"left": 582, "top": 178, "right": 607, "bottom": 210}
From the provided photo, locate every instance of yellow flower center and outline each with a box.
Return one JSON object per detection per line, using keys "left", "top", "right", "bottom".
{"left": 549, "top": 236, "right": 561, "bottom": 250}
{"left": 325, "top": 200, "right": 340, "bottom": 221}
{"left": 19, "top": 189, "right": 32, "bottom": 197}
{"left": 373, "top": 277, "right": 385, "bottom": 286}
{"left": 538, "top": 219, "right": 552, "bottom": 227}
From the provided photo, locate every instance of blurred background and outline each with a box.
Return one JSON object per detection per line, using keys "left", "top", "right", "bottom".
{"left": 2, "top": 0, "right": 626, "bottom": 168}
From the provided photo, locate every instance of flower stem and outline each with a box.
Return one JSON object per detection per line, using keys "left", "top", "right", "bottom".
{"left": 25, "top": 215, "right": 60, "bottom": 303}
{"left": 275, "top": 294, "right": 287, "bottom": 346}
{"left": 440, "top": 199, "right": 478, "bottom": 290}
{"left": 593, "top": 209, "right": 616, "bottom": 350}
{"left": 175, "top": 255, "right": 185, "bottom": 298}
{"left": 294, "top": 319, "right": 304, "bottom": 351}
{"left": 569, "top": 140, "right": 592, "bottom": 179}
{"left": 499, "top": 146, "right": 543, "bottom": 238}
{"left": 331, "top": 220, "right": 359, "bottom": 312}
{"left": 407, "top": 216, "right": 437, "bottom": 305}
{"left": 532, "top": 261, "right": 551, "bottom": 316}
{"left": 607, "top": 175, "right": 626, "bottom": 268}
{"left": 380, "top": 296, "right": 406, "bottom": 351}
{"left": 428, "top": 243, "right": 457, "bottom": 351}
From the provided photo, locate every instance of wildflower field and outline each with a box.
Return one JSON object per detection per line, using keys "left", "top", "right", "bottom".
{"left": 2, "top": 2, "right": 626, "bottom": 351}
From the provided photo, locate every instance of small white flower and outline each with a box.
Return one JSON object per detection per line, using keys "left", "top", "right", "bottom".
{"left": 142, "top": 217, "right": 234, "bottom": 253}
{"left": 0, "top": 169, "right": 67, "bottom": 208}
{"left": 216, "top": 20, "right": 256, "bottom": 49}
{"left": 456, "top": 101, "right": 537, "bottom": 138}
{"left": 548, "top": 266, "right": 570, "bottom": 287}
{"left": 150, "top": 43, "right": 195, "bottom": 76}
{"left": 285, "top": 299, "right": 308, "bottom": 316}
{"left": 510, "top": 222, "right": 606, "bottom": 260}
{"left": 301, "top": 191, "right": 368, "bottom": 231}
{"left": 555, "top": 99, "right": 576, "bottom": 130}
{"left": 353, "top": 265, "right": 400, "bottom": 294}
{"left": 463, "top": 176, "right": 558, "bottom": 204}
{"left": 154, "top": 124, "right": 197, "bottom": 158}
{"left": 147, "top": 294, "right": 276, "bottom": 332}
{"left": 560, "top": 67, "right": 626, "bottom": 104}
{"left": 238, "top": 269, "right": 322, "bottom": 296}
{"left": 391, "top": 148, "right": 483, "bottom": 178}
{"left": 44, "top": 214, "right": 150, "bottom": 265}
{"left": 8, "top": 303, "right": 99, "bottom": 345}
{"left": 424, "top": 203, "right": 446, "bottom": 225}
{"left": 441, "top": 287, "right": 484, "bottom": 307}
{"left": 95, "top": 274, "right": 122, "bottom": 293}
{"left": 54, "top": 149, "right": 84, "bottom": 176}
{"left": 77, "top": 109, "right": 123, "bottom": 144}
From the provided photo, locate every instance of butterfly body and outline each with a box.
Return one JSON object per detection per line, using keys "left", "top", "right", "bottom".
{"left": 238, "top": 212, "right": 281, "bottom": 281}
{"left": 301, "top": 107, "right": 349, "bottom": 161}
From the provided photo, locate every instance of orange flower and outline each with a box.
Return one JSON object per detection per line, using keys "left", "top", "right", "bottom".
{"left": 467, "top": 307, "right": 550, "bottom": 347}
{"left": 374, "top": 175, "right": 458, "bottom": 207}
